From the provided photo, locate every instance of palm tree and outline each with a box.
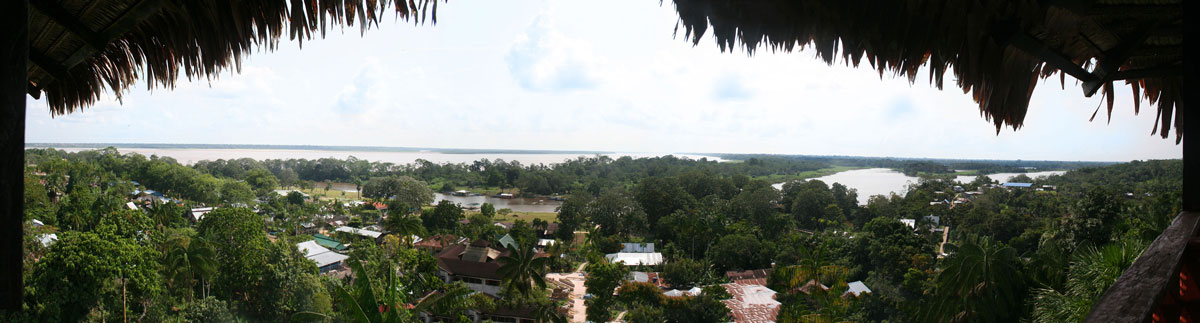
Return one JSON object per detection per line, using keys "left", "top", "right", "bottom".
{"left": 295, "top": 259, "right": 473, "bottom": 323}
{"left": 921, "top": 236, "right": 1025, "bottom": 323}
{"left": 531, "top": 302, "right": 568, "bottom": 323}
{"left": 497, "top": 241, "right": 549, "bottom": 301}
{"left": 1031, "top": 240, "right": 1147, "bottom": 323}
{"left": 164, "top": 232, "right": 217, "bottom": 301}
{"left": 384, "top": 215, "right": 423, "bottom": 245}
{"left": 147, "top": 200, "right": 181, "bottom": 230}
{"left": 771, "top": 259, "right": 854, "bottom": 322}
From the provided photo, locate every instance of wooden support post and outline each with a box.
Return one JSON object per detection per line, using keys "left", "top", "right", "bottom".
{"left": 0, "top": 0, "right": 29, "bottom": 314}
{"left": 1185, "top": 47, "right": 1197, "bottom": 212}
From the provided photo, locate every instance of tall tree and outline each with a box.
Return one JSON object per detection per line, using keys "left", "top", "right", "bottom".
{"left": 921, "top": 237, "right": 1026, "bottom": 323}
{"left": 497, "top": 241, "right": 549, "bottom": 302}
{"left": 590, "top": 189, "right": 647, "bottom": 236}
{"left": 219, "top": 180, "right": 254, "bottom": 205}
{"left": 383, "top": 215, "right": 424, "bottom": 244}
{"left": 29, "top": 232, "right": 161, "bottom": 322}
{"left": 196, "top": 208, "right": 271, "bottom": 307}
{"left": 421, "top": 200, "right": 463, "bottom": 232}
{"left": 585, "top": 262, "right": 630, "bottom": 322}
{"left": 1031, "top": 240, "right": 1147, "bottom": 323}
{"left": 244, "top": 168, "right": 280, "bottom": 196}
{"left": 554, "top": 194, "right": 592, "bottom": 241}
{"left": 164, "top": 230, "right": 217, "bottom": 301}
{"left": 634, "top": 176, "right": 694, "bottom": 231}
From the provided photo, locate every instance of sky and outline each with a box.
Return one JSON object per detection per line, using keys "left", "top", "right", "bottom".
{"left": 25, "top": 0, "right": 1182, "bottom": 162}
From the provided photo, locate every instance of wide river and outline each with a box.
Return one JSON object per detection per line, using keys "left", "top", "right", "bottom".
{"left": 52, "top": 147, "right": 723, "bottom": 166}
{"left": 774, "top": 168, "right": 1067, "bottom": 205}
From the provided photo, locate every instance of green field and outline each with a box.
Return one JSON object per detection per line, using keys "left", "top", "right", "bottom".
{"left": 426, "top": 179, "right": 520, "bottom": 196}
{"left": 468, "top": 210, "right": 559, "bottom": 223}
{"left": 288, "top": 187, "right": 362, "bottom": 201}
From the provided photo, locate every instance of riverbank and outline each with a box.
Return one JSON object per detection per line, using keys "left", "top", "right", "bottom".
{"left": 752, "top": 165, "right": 866, "bottom": 183}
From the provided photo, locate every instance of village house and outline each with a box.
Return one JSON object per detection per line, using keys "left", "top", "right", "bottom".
{"left": 435, "top": 239, "right": 508, "bottom": 296}
{"left": 721, "top": 282, "right": 781, "bottom": 323}
{"left": 311, "top": 234, "right": 348, "bottom": 252}
{"left": 726, "top": 269, "right": 773, "bottom": 286}
{"left": 605, "top": 243, "right": 664, "bottom": 266}
{"left": 334, "top": 226, "right": 384, "bottom": 245}
{"left": 296, "top": 240, "right": 349, "bottom": 274}
{"left": 626, "top": 271, "right": 668, "bottom": 289}
{"left": 1003, "top": 182, "right": 1034, "bottom": 189}
{"left": 415, "top": 234, "right": 465, "bottom": 254}
{"left": 844, "top": 281, "right": 872, "bottom": 299}
{"left": 188, "top": 207, "right": 214, "bottom": 223}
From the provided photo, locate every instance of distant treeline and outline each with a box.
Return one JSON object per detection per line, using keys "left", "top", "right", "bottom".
{"left": 26, "top": 148, "right": 829, "bottom": 196}
{"left": 719, "top": 154, "right": 1113, "bottom": 174}
{"left": 27, "top": 147, "right": 1127, "bottom": 199}
{"left": 25, "top": 142, "right": 611, "bottom": 155}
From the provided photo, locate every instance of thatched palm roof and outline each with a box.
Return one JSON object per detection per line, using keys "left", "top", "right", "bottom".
{"left": 26, "top": 0, "right": 440, "bottom": 115}
{"left": 669, "top": 0, "right": 1184, "bottom": 141}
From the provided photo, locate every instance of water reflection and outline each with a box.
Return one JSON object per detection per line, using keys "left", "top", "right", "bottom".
{"left": 774, "top": 168, "right": 1068, "bottom": 205}
{"left": 433, "top": 193, "right": 563, "bottom": 213}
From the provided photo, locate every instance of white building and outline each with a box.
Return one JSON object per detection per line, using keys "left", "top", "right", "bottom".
{"left": 607, "top": 242, "right": 663, "bottom": 266}
{"left": 296, "top": 240, "right": 349, "bottom": 273}
{"left": 335, "top": 226, "right": 383, "bottom": 240}
{"left": 844, "top": 281, "right": 872, "bottom": 297}
{"left": 605, "top": 252, "right": 664, "bottom": 266}
{"left": 189, "top": 207, "right": 214, "bottom": 222}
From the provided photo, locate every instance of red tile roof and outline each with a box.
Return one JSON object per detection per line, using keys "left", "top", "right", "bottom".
{"left": 722, "top": 283, "right": 781, "bottom": 323}
{"left": 434, "top": 243, "right": 510, "bottom": 280}
{"left": 726, "top": 268, "right": 773, "bottom": 285}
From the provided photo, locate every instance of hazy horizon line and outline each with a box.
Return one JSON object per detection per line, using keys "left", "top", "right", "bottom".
{"left": 22, "top": 142, "right": 1155, "bottom": 164}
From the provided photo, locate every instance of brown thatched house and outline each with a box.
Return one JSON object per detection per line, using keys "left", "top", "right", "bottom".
{"left": 0, "top": 0, "right": 1190, "bottom": 320}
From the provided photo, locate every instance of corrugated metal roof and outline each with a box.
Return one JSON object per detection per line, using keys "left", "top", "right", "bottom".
{"left": 605, "top": 252, "right": 663, "bottom": 266}
{"left": 846, "top": 281, "right": 872, "bottom": 297}
{"left": 297, "top": 240, "right": 330, "bottom": 258}
{"left": 335, "top": 226, "right": 382, "bottom": 239}
{"left": 308, "top": 250, "right": 348, "bottom": 268}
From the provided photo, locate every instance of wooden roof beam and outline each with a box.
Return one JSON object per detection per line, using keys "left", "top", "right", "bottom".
{"left": 1110, "top": 65, "right": 1181, "bottom": 81}
{"left": 29, "top": 0, "right": 109, "bottom": 51}
{"left": 1082, "top": 26, "right": 1155, "bottom": 96}
{"left": 59, "top": 0, "right": 168, "bottom": 71}
{"left": 1001, "top": 31, "right": 1095, "bottom": 82}
{"left": 27, "top": 50, "right": 69, "bottom": 83}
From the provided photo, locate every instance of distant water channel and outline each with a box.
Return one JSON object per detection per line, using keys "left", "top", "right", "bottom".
{"left": 433, "top": 193, "right": 562, "bottom": 213}
{"left": 774, "top": 168, "right": 1068, "bottom": 205}
{"left": 953, "top": 171, "right": 1066, "bottom": 184}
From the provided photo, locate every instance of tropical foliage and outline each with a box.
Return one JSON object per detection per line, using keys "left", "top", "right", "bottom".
{"left": 18, "top": 148, "right": 1178, "bottom": 322}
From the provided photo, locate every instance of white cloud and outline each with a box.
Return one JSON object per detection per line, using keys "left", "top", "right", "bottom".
{"left": 22, "top": 0, "right": 1182, "bottom": 161}
{"left": 505, "top": 13, "right": 602, "bottom": 92}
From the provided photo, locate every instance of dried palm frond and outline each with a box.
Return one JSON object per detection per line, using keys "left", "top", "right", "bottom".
{"left": 28, "top": 0, "right": 443, "bottom": 115}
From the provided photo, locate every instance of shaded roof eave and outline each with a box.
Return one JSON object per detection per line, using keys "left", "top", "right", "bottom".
{"left": 26, "top": 0, "right": 441, "bottom": 114}
{"left": 668, "top": 0, "right": 1184, "bottom": 140}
